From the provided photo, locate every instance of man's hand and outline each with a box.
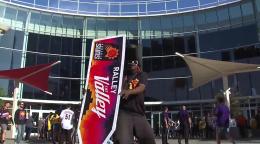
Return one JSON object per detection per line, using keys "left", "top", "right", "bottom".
{"left": 119, "top": 90, "right": 132, "bottom": 100}
{"left": 166, "top": 123, "right": 169, "bottom": 129}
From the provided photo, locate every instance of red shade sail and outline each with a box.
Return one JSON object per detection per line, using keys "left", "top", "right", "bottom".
{"left": 0, "top": 61, "right": 60, "bottom": 95}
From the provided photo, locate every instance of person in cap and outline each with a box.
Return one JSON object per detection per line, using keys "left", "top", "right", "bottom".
{"left": 114, "top": 60, "right": 155, "bottom": 144}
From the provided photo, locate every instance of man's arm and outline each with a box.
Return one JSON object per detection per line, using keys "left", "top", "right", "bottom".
{"left": 188, "top": 117, "right": 192, "bottom": 128}
{"left": 120, "top": 73, "right": 147, "bottom": 100}
{"left": 120, "top": 84, "right": 145, "bottom": 99}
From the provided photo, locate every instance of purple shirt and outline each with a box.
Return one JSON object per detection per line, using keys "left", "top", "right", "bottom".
{"left": 215, "top": 103, "right": 229, "bottom": 127}
{"left": 162, "top": 112, "right": 169, "bottom": 126}
{"left": 179, "top": 110, "right": 189, "bottom": 125}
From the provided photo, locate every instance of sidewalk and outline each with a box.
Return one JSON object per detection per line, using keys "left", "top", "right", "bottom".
{"left": 4, "top": 138, "right": 52, "bottom": 144}
{"left": 155, "top": 138, "right": 260, "bottom": 144}
{"left": 4, "top": 138, "right": 260, "bottom": 144}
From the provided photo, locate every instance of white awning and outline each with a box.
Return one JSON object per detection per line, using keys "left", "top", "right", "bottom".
{"left": 176, "top": 53, "right": 260, "bottom": 89}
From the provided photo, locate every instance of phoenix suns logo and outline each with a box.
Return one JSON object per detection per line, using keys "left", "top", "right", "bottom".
{"left": 105, "top": 45, "right": 119, "bottom": 60}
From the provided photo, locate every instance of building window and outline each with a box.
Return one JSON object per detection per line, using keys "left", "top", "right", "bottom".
{"left": 217, "top": 7, "right": 230, "bottom": 26}
{"left": 229, "top": 5, "right": 242, "bottom": 25}
{"left": 241, "top": 2, "right": 254, "bottom": 21}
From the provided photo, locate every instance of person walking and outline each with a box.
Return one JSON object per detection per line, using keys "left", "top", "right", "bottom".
{"left": 177, "top": 105, "right": 191, "bottom": 144}
{"left": 162, "top": 106, "right": 169, "bottom": 144}
{"left": 236, "top": 113, "right": 247, "bottom": 138}
{"left": 46, "top": 112, "right": 53, "bottom": 141}
{"left": 0, "top": 102, "right": 13, "bottom": 144}
{"left": 59, "top": 105, "right": 74, "bottom": 144}
{"left": 37, "top": 117, "right": 45, "bottom": 140}
{"left": 215, "top": 96, "right": 235, "bottom": 144}
{"left": 14, "top": 102, "right": 27, "bottom": 144}
{"left": 25, "top": 114, "right": 34, "bottom": 141}
{"left": 50, "top": 110, "right": 61, "bottom": 143}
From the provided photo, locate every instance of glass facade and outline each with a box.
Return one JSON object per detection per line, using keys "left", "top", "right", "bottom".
{"left": 2, "top": 0, "right": 240, "bottom": 17}
{"left": 24, "top": 33, "right": 82, "bottom": 101}
{"left": 0, "top": 0, "right": 259, "bottom": 114}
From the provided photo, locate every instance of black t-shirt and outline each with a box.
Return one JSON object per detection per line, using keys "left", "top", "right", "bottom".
{"left": 14, "top": 109, "right": 27, "bottom": 124}
{"left": 0, "top": 108, "right": 10, "bottom": 124}
{"left": 120, "top": 72, "right": 147, "bottom": 115}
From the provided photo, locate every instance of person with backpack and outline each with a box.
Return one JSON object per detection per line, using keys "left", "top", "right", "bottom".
{"left": 215, "top": 96, "right": 235, "bottom": 144}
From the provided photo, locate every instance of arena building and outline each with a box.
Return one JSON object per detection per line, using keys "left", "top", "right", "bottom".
{"left": 0, "top": 0, "right": 259, "bottom": 129}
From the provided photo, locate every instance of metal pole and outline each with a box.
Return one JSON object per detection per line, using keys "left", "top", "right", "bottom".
{"left": 11, "top": 81, "right": 19, "bottom": 139}
{"left": 151, "top": 113, "right": 154, "bottom": 129}
{"left": 248, "top": 98, "right": 251, "bottom": 119}
{"left": 222, "top": 76, "right": 230, "bottom": 109}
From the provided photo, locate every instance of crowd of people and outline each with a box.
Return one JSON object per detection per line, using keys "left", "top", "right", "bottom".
{"left": 159, "top": 96, "right": 260, "bottom": 144}
{"left": 36, "top": 105, "right": 80, "bottom": 144}
{"left": 0, "top": 102, "right": 80, "bottom": 144}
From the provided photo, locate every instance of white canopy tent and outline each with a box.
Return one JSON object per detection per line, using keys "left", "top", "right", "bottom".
{"left": 175, "top": 52, "right": 260, "bottom": 108}
{"left": 176, "top": 52, "right": 260, "bottom": 89}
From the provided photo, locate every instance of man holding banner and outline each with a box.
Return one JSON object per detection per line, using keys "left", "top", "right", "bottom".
{"left": 114, "top": 60, "right": 156, "bottom": 144}
{"left": 78, "top": 36, "right": 127, "bottom": 144}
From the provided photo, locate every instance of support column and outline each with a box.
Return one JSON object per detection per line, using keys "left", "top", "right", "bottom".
{"left": 137, "top": 18, "right": 143, "bottom": 67}
{"left": 80, "top": 18, "right": 87, "bottom": 100}
{"left": 11, "top": 81, "right": 19, "bottom": 139}
{"left": 200, "top": 104, "right": 203, "bottom": 117}
{"left": 151, "top": 113, "right": 154, "bottom": 129}
{"left": 222, "top": 76, "right": 230, "bottom": 109}
{"left": 195, "top": 28, "right": 200, "bottom": 58}
{"left": 248, "top": 97, "right": 252, "bottom": 119}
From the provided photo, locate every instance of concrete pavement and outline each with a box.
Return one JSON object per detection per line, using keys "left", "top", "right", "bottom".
{"left": 3, "top": 138, "right": 260, "bottom": 144}
{"left": 155, "top": 139, "right": 260, "bottom": 144}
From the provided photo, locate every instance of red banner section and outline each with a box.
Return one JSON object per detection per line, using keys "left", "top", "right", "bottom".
{"left": 78, "top": 36, "right": 126, "bottom": 144}
{"left": 0, "top": 61, "right": 60, "bottom": 94}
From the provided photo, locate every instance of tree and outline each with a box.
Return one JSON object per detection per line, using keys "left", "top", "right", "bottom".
{"left": 0, "top": 87, "right": 5, "bottom": 97}
{"left": 0, "top": 87, "right": 6, "bottom": 106}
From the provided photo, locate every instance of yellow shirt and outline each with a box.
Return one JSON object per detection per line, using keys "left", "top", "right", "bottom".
{"left": 50, "top": 114, "right": 60, "bottom": 124}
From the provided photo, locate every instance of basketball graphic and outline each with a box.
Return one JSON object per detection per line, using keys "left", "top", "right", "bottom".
{"left": 105, "top": 45, "right": 119, "bottom": 60}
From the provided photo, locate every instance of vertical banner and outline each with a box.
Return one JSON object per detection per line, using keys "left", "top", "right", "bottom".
{"left": 78, "top": 35, "right": 126, "bottom": 144}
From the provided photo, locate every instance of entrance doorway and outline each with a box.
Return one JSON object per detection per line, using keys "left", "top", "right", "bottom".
{"left": 28, "top": 109, "right": 55, "bottom": 135}
{"left": 30, "top": 109, "right": 55, "bottom": 121}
